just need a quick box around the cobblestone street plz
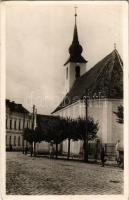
[6,152,123,195]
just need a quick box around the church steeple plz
[64,7,87,66]
[64,8,87,93]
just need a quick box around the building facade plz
[6,99,32,151]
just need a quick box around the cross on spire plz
[74,6,78,24]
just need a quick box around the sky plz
[6,2,124,115]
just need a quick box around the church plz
[51,10,123,155]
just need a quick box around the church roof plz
[52,49,123,114]
[36,114,59,131]
[6,99,29,114]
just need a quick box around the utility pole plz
[32,105,35,155]
[84,89,88,162]
[22,112,25,154]
[32,105,35,130]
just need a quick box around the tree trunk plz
[67,138,71,160]
[83,139,88,162]
[34,142,36,156]
[55,142,58,159]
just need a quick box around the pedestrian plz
[30,146,33,157]
[25,146,28,155]
[100,146,106,167]
[49,143,53,159]
[115,140,120,164]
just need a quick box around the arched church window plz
[66,67,68,79]
[75,65,80,78]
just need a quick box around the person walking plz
[25,146,28,155]
[115,140,120,164]
[49,143,53,159]
[101,146,106,167]
[30,145,33,157]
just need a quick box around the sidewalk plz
[26,153,120,168]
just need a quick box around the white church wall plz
[36,141,49,153]
[87,99,123,145]
[111,100,123,147]
[62,139,83,155]
[54,101,83,119]
[53,99,123,154]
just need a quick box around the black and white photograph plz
[0,1,129,199]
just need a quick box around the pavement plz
[6,152,123,195]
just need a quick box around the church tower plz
[64,8,87,93]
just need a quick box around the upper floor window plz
[19,120,21,130]
[27,121,29,128]
[75,65,80,79]
[14,120,17,130]
[10,120,12,129]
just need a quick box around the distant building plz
[6,99,32,151]
[52,11,123,155]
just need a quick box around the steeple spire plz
[64,7,87,65]
[72,6,79,44]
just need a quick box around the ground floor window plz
[14,136,16,146]
[9,136,11,145]
[18,136,21,146]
